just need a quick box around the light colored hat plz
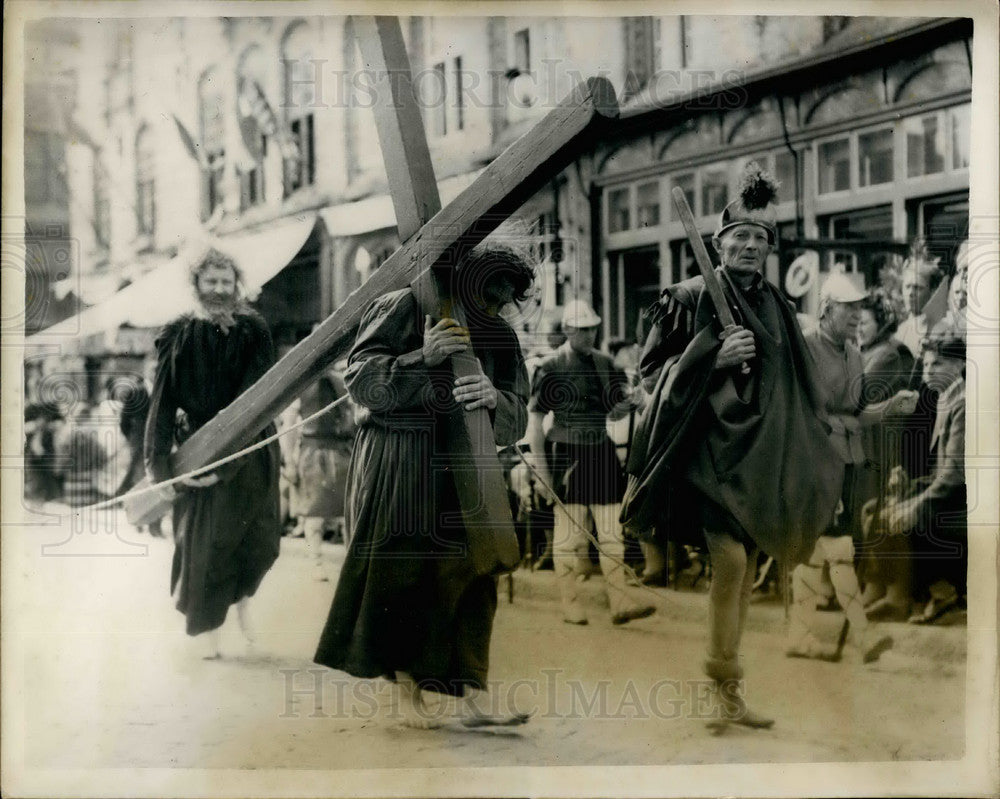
[715,161,780,244]
[561,299,601,329]
[820,272,867,304]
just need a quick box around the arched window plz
[236,44,269,209]
[135,125,155,236]
[198,66,226,219]
[282,21,317,195]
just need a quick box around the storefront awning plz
[319,170,483,237]
[27,214,318,353]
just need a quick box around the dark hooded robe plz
[620,270,843,565]
[314,288,529,696]
[144,310,281,636]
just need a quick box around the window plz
[237,47,270,210]
[905,113,945,177]
[607,246,660,341]
[817,137,850,194]
[453,56,464,132]
[429,62,447,137]
[608,187,630,233]
[284,114,315,195]
[858,128,893,187]
[135,126,155,235]
[701,167,729,216]
[513,28,530,73]
[821,205,893,273]
[774,150,796,194]
[636,181,660,228]
[199,68,226,219]
[93,158,110,248]
[951,104,970,170]
[672,172,696,216]
[670,234,715,282]
[206,151,225,217]
[240,132,266,210]
[283,22,319,195]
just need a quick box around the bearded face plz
[195,264,238,314]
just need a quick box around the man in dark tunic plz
[314,245,534,729]
[621,163,843,729]
[526,300,654,626]
[145,248,281,659]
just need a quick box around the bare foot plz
[236,598,257,652]
[393,674,441,730]
[460,691,531,728]
[461,711,532,729]
[199,629,222,660]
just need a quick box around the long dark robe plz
[621,272,843,565]
[314,289,528,696]
[144,311,281,636]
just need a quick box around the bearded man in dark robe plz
[621,164,843,730]
[144,247,281,658]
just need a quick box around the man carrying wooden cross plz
[313,244,535,728]
[621,163,844,729]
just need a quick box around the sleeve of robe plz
[144,321,183,485]
[638,290,702,393]
[488,323,529,448]
[343,290,436,414]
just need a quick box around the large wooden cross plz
[127,17,618,575]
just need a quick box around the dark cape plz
[144,310,281,636]
[620,273,843,565]
[314,289,528,696]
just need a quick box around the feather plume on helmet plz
[715,161,781,244]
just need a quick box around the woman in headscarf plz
[856,290,915,620]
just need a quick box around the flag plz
[237,77,299,164]
[172,114,206,167]
[921,275,950,333]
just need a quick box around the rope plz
[512,447,669,607]
[80,395,352,512]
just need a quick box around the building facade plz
[27,14,972,399]
[590,16,971,342]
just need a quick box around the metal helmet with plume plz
[715,161,781,244]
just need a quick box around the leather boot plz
[703,657,774,730]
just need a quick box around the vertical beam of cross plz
[124,73,618,530]
[354,16,441,239]
[354,16,520,574]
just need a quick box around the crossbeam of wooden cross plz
[126,27,618,572]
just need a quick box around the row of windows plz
[606,149,796,234]
[816,104,970,194]
[96,19,537,245]
[604,104,970,235]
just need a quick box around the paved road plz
[7,510,964,778]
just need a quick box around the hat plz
[561,300,601,329]
[715,161,780,244]
[820,272,866,304]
